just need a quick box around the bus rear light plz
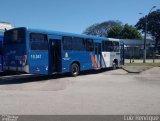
[22,55,27,66]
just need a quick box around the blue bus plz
[0,32,4,72]
[3,27,122,76]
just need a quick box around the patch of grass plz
[123,63,160,67]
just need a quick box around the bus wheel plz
[112,62,117,70]
[71,63,80,76]
[112,59,118,70]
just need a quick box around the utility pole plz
[143,16,147,63]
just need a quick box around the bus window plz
[30,33,48,51]
[86,39,94,51]
[62,36,72,51]
[4,28,25,44]
[103,41,114,52]
[113,41,119,52]
[72,37,85,51]
[102,41,108,51]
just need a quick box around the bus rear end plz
[0,33,3,72]
[3,27,28,73]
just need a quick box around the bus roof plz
[28,28,107,40]
[8,27,108,41]
[108,38,120,42]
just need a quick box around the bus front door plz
[95,43,102,68]
[49,36,62,73]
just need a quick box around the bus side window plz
[72,37,85,51]
[86,39,94,51]
[104,41,113,52]
[113,41,119,52]
[62,36,72,51]
[102,41,108,51]
[30,33,48,51]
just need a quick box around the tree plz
[107,24,142,39]
[135,9,160,52]
[83,20,142,39]
[121,24,142,39]
[107,24,123,38]
[83,20,122,37]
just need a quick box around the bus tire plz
[112,62,116,70]
[70,63,80,77]
[112,59,118,70]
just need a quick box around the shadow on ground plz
[0,68,113,85]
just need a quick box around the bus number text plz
[31,54,42,59]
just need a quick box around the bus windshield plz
[4,28,26,44]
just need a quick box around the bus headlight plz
[45,66,48,71]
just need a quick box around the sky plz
[0,0,160,34]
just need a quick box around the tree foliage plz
[108,24,142,39]
[107,24,123,38]
[83,20,122,37]
[121,24,142,39]
[83,20,142,39]
[135,9,160,48]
